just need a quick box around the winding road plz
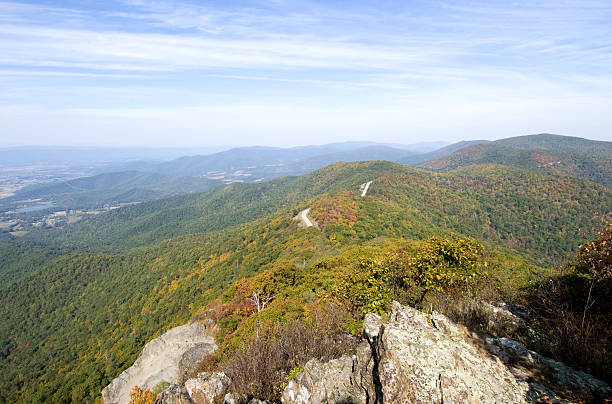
[299,208,313,228]
[360,181,372,197]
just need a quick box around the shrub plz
[575,220,612,279]
[402,236,485,305]
[191,353,219,378]
[335,255,393,315]
[527,221,612,384]
[219,301,357,402]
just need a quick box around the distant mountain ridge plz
[129,142,423,177]
[3,135,607,216]
[419,134,612,188]
[0,171,215,210]
[0,141,447,212]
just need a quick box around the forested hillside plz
[20,161,611,261]
[1,161,610,403]
[420,134,612,188]
[496,133,612,154]
[1,171,216,210]
[399,139,490,166]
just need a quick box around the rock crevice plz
[281,301,611,404]
[363,314,384,404]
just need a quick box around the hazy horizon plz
[1,134,609,151]
[2,1,612,147]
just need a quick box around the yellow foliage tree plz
[128,386,155,404]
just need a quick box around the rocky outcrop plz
[184,372,230,404]
[372,302,530,403]
[102,322,216,404]
[282,301,611,404]
[154,384,192,404]
[281,344,373,404]
[154,383,237,404]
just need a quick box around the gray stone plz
[102,322,216,404]
[485,335,611,402]
[153,384,192,404]
[375,303,529,403]
[282,301,611,404]
[184,372,230,404]
[179,343,217,383]
[362,313,381,339]
[281,343,373,404]
[223,393,237,404]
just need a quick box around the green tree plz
[404,236,484,304]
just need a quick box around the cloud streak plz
[0,0,611,145]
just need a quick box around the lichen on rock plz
[102,322,216,404]
[281,301,611,404]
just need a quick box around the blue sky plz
[1,0,611,147]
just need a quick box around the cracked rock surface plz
[281,343,373,404]
[102,322,216,404]
[281,301,610,404]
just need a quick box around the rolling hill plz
[0,171,217,210]
[0,141,440,215]
[419,134,612,188]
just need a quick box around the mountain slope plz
[496,133,612,154]
[419,134,612,187]
[1,171,217,210]
[399,140,490,166]
[21,161,404,252]
[21,161,611,259]
[1,161,610,403]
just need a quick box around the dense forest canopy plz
[0,155,610,403]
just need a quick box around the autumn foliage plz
[576,220,612,278]
[128,386,155,404]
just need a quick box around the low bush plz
[526,221,611,383]
[219,301,358,402]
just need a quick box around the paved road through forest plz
[299,208,313,227]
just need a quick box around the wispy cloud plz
[0,0,611,145]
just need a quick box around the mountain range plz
[0,134,610,403]
[420,134,612,188]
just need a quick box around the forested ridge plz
[420,134,612,188]
[0,171,217,210]
[0,160,610,403]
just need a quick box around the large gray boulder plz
[184,372,230,404]
[153,384,192,404]
[102,322,216,404]
[282,301,611,404]
[372,302,529,403]
[281,343,373,404]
